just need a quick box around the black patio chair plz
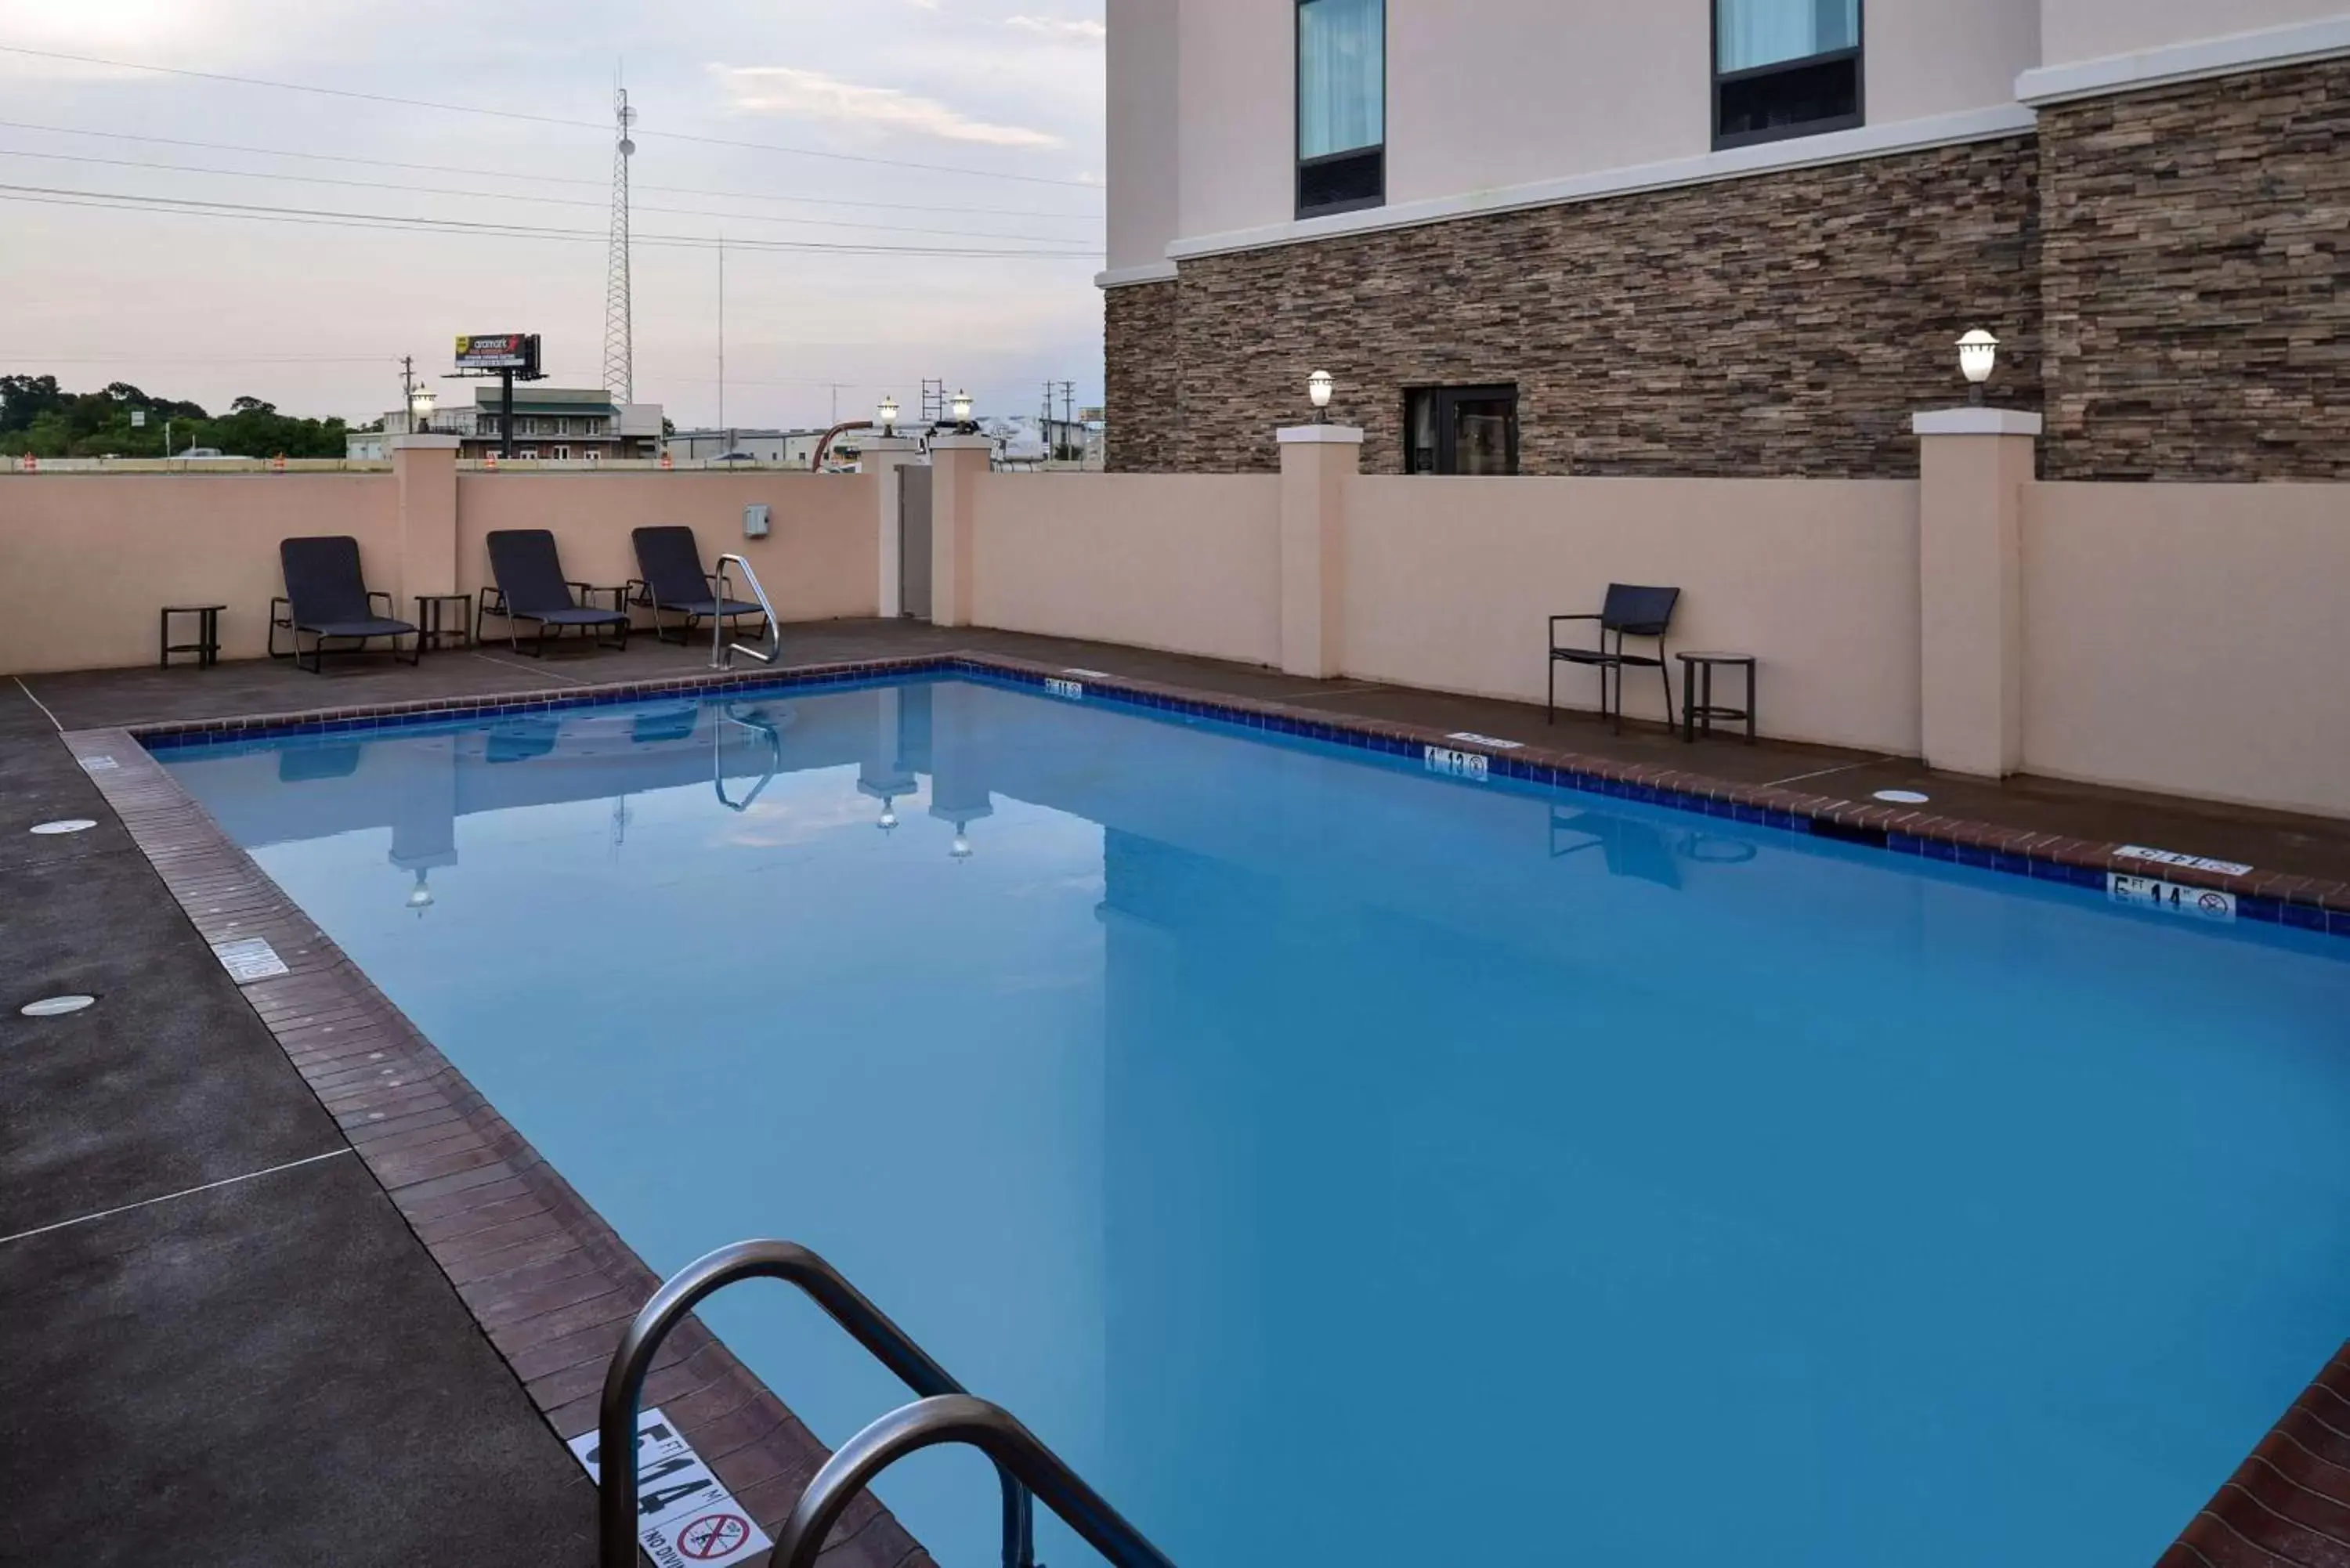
[269,535,420,674]
[477,529,631,657]
[627,526,768,647]
[1548,583,1679,733]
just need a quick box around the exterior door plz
[898,463,934,621]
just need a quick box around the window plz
[1405,385,1519,475]
[1297,0,1383,218]
[551,445,571,461]
[1714,0,1861,149]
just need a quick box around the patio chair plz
[1548,583,1679,733]
[628,526,769,647]
[477,529,631,657]
[269,535,420,674]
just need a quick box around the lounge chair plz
[1548,583,1679,733]
[269,535,420,674]
[628,526,769,647]
[477,529,631,657]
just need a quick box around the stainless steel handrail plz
[711,553,780,669]
[596,1240,1035,1568]
[713,705,782,812]
[772,1394,1177,1568]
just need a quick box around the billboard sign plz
[454,333,540,372]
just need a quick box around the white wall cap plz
[1913,408,2045,436]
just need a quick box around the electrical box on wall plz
[743,503,770,539]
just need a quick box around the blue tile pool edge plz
[125,652,2350,945]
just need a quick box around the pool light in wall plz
[1307,369,1334,422]
[1958,330,1999,406]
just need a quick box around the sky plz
[0,0,1106,430]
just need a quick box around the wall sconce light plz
[1307,369,1333,424]
[1957,330,1999,406]
[877,395,900,435]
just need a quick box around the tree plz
[0,374,345,458]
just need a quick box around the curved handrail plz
[596,1241,1033,1568]
[711,553,780,669]
[772,1394,1176,1568]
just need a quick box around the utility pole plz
[400,356,418,429]
[716,230,726,442]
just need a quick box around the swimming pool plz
[157,672,2350,1568]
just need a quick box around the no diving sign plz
[568,1407,772,1568]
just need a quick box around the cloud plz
[1005,15,1106,43]
[709,64,1061,147]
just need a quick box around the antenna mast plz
[602,82,637,403]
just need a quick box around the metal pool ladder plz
[598,1239,1176,1568]
[710,554,780,670]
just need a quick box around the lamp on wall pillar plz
[1307,369,1334,424]
[950,388,974,425]
[409,385,436,435]
[1957,330,1999,406]
[877,394,900,436]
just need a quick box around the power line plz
[0,118,1102,218]
[0,181,1103,258]
[0,43,1101,190]
[0,146,1097,242]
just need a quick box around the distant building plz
[351,387,663,461]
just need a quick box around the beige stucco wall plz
[1106,0,1182,273]
[967,471,1282,666]
[0,471,879,679]
[453,471,879,626]
[1345,475,1924,752]
[1146,0,2041,252]
[0,474,400,675]
[2040,0,2350,67]
[2021,482,2350,818]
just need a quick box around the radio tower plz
[602,84,637,403]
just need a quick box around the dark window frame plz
[1404,384,1520,476]
[1710,0,1865,151]
[1295,0,1386,220]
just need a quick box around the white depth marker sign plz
[2116,844,2253,877]
[1424,746,1490,780]
[210,936,290,983]
[570,1407,772,1568]
[2109,873,2237,923]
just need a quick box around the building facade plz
[352,388,663,461]
[1102,0,2350,479]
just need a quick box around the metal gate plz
[898,464,934,621]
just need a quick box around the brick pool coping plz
[80,649,2350,1568]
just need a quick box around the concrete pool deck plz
[7,617,2349,1567]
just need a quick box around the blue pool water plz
[160,675,2350,1568]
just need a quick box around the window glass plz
[1298,0,1383,160]
[1717,0,1857,73]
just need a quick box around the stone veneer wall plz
[2039,59,2350,480]
[1144,135,2039,478]
[1105,279,1179,472]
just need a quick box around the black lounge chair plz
[269,535,420,674]
[1549,583,1679,733]
[628,526,770,647]
[477,529,631,657]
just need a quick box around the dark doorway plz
[898,464,934,621]
[1405,385,1519,475]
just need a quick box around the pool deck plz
[7,618,2350,1568]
